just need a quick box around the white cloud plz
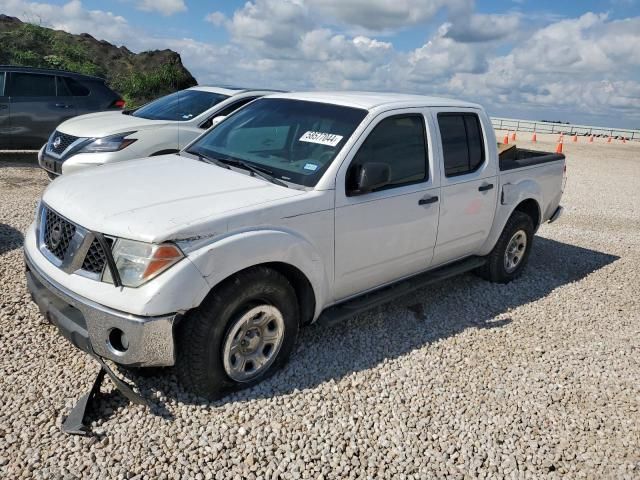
[408,24,489,78]
[204,11,226,27]
[305,0,471,30]
[3,0,640,126]
[444,13,520,42]
[512,13,640,73]
[227,0,313,51]
[3,0,133,45]
[136,0,186,16]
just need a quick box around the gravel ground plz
[0,138,639,479]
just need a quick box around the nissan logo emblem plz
[52,137,62,149]
[49,222,63,249]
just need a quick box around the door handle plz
[478,183,494,192]
[55,103,73,109]
[0,104,7,110]
[418,195,439,205]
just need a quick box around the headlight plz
[78,131,137,153]
[102,239,184,287]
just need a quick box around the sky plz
[3,0,640,128]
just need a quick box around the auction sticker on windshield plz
[299,131,343,147]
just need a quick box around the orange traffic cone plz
[532,132,537,142]
[502,133,509,144]
[511,131,516,141]
[558,134,563,142]
[555,141,563,154]
[607,136,612,143]
[589,135,594,143]
[572,134,578,142]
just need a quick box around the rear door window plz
[56,76,72,96]
[7,73,56,97]
[438,113,485,177]
[64,77,91,96]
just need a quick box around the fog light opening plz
[108,328,129,353]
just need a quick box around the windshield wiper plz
[185,149,230,170]
[220,158,289,188]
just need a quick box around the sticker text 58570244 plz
[299,131,343,147]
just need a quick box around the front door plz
[431,109,498,266]
[6,72,72,149]
[334,111,441,300]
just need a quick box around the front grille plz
[48,131,78,155]
[81,237,114,274]
[43,209,76,260]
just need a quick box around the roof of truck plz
[266,91,482,110]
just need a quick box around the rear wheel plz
[176,267,299,399]
[477,211,534,283]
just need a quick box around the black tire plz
[176,267,299,399]
[476,211,534,283]
[46,171,58,180]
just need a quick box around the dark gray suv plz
[0,66,124,149]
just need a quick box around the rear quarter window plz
[64,77,91,96]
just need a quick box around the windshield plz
[132,90,229,121]
[187,98,368,187]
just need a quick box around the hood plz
[42,154,305,243]
[57,111,172,138]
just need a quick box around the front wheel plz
[477,211,534,283]
[176,267,299,399]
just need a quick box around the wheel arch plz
[478,194,542,257]
[208,262,317,326]
[513,198,541,229]
[186,228,329,322]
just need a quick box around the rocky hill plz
[0,15,197,106]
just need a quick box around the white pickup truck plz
[25,92,566,399]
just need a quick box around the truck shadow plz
[0,223,24,256]
[133,236,619,411]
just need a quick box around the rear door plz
[60,76,90,115]
[431,108,498,266]
[334,110,441,299]
[6,72,66,148]
[0,72,10,148]
[54,76,78,120]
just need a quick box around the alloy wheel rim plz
[504,229,527,273]
[222,305,285,382]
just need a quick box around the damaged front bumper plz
[25,250,177,367]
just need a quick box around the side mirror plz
[201,115,226,130]
[211,115,226,127]
[348,162,391,196]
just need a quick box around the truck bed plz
[498,144,565,171]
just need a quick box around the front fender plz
[185,228,330,320]
[478,179,542,256]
